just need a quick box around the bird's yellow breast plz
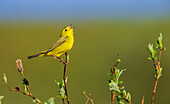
[47,33,74,57]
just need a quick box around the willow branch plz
[151,49,162,104]
[110,54,120,104]
[111,91,115,104]
[118,87,131,104]
[4,83,41,104]
[83,91,94,104]
[64,52,70,104]
[53,55,66,65]
[62,98,65,104]
[3,59,42,104]
[141,94,145,104]
[53,53,70,104]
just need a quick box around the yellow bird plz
[28,24,74,59]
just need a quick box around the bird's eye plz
[65,29,67,31]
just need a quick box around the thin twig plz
[152,59,157,72]
[151,76,158,104]
[62,98,65,104]
[110,54,120,104]
[83,91,94,104]
[4,59,42,104]
[158,49,162,62]
[141,93,145,104]
[63,52,70,104]
[20,72,32,96]
[113,54,120,70]
[53,55,66,65]
[4,83,42,104]
[151,49,162,104]
[111,91,115,104]
[110,54,131,104]
[118,87,131,104]
[26,85,32,96]
[151,59,158,104]
[53,53,69,104]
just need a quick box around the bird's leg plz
[53,55,66,65]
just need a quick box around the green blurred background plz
[0,1,170,104]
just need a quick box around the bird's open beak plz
[69,24,75,29]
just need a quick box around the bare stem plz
[53,55,66,65]
[83,91,94,104]
[5,59,42,104]
[5,83,42,104]
[62,98,65,104]
[63,52,70,104]
[53,53,70,104]
[151,74,158,104]
[111,91,115,104]
[141,94,145,104]
[20,72,32,96]
[43,54,70,104]
[158,49,162,62]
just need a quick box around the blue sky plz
[0,0,170,21]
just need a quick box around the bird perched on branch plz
[28,24,74,59]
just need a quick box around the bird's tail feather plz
[28,52,45,59]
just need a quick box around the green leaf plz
[24,85,29,94]
[127,92,131,101]
[158,67,163,78]
[108,80,120,92]
[109,74,116,81]
[116,95,125,104]
[61,81,65,87]
[33,99,41,104]
[55,78,68,98]
[0,96,4,100]
[44,97,55,104]
[156,33,163,49]
[118,69,126,79]
[148,57,152,60]
[0,96,4,104]
[55,80,60,87]
[122,89,126,96]
[115,68,119,77]
[120,86,124,91]
[117,59,121,63]
[163,47,166,50]
[59,87,66,98]
[61,77,68,87]
[153,56,157,60]
[3,73,7,84]
[118,80,123,84]
[118,100,125,104]
[65,77,68,84]
[148,43,156,58]
[148,43,153,52]
[67,55,69,63]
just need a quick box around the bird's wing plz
[45,36,68,54]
